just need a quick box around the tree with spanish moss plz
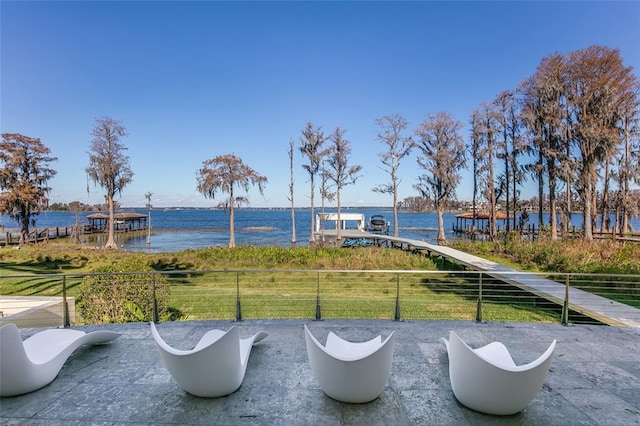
[566,45,636,240]
[0,133,57,244]
[519,53,568,240]
[472,102,501,239]
[373,114,413,237]
[196,154,267,248]
[414,112,466,245]
[615,81,640,234]
[494,90,525,232]
[468,111,485,235]
[325,127,362,242]
[299,122,328,245]
[318,167,335,243]
[86,117,133,249]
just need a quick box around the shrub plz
[78,257,170,324]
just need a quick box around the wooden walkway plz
[1,227,74,246]
[322,230,640,328]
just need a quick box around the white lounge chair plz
[0,323,121,397]
[150,322,267,397]
[442,330,556,415]
[304,324,395,403]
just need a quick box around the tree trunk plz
[562,184,571,237]
[289,141,296,246]
[489,165,497,239]
[548,166,558,241]
[487,132,497,239]
[600,159,611,234]
[336,191,342,242]
[549,192,558,241]
[290,204,296,246]
[622,117,631,235]
[309,178,316,244]
[537,151,544,229]
[320,191,326,243]
[392,179,399,237]
[19,207,29,245]
[436,202,447,246]
[583,185,594,241]
[505,154,510,232]
[105,196,118,249]
[472,164,478,236]
[229,190,236,248]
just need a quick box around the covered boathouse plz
[453,211,514,234]
[86,212,148,233]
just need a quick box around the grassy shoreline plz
[452,237,640,275]
[2,239,638,324]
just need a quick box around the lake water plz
[2,208,637,253]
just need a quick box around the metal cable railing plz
[1,270,639,328]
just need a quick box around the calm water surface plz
[2,208,637,253]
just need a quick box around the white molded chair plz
[150,322,267,397]
[304,324,395,403]
[442,330,556,415]
[0,323,121,397]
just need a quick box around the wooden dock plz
[320,229,640,328]
[1,227,75,247]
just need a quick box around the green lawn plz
[0,243,563,324]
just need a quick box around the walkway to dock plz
[322,230,640,328]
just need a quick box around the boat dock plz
[1,212,149,247]
[1,227,75,246]
[319,229,640,328]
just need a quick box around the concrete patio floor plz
[1,319,639,425]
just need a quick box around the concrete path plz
[2,319,639,425]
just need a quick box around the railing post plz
[315,271,322,321]
[561,274,570,326]
[152,275,159,324]
[62,275,70,328]
[394,274,401,321]
[476,272,483,322]
[235,272,243,321]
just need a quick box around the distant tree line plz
[1,45,638,247]
[49,202,116,212]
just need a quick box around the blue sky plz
[2,1,639,208]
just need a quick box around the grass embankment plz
[453,236,640,274]
[0,242,560,323]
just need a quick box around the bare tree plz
[288,139,296,245]
[373,114,413,236]
[325,127,362,242]
[86,117,133,249]
[196,154,267,248]
[414,112,466,245]
[299,122,328,245]
[0,133,57,244]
